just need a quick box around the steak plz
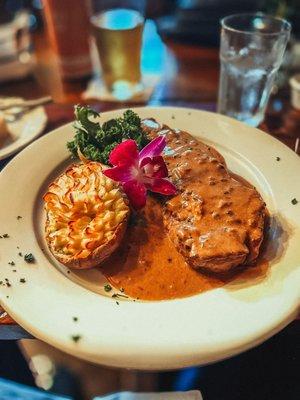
[141,118,267,274]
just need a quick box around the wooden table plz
[0,24,299,338]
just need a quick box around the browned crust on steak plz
[141,118,266,274]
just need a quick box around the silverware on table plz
[0,96,52,111]
[0,96,52,122]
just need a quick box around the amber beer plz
[91,8,144,91]
[43,0,92,79]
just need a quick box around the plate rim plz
[0,106,299,370]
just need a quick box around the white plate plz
[0,97,47,161]
[0,107,299,370]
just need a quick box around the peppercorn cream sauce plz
[142,119,267,274]
[101,196,268,301]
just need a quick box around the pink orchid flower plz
[103,137,177,209]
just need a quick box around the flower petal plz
[145,178,177,196]
[123,180,147,210]
[103,165,136,183]
[140,156,168,178]
[109,139,139,167]
[139,136,166,160]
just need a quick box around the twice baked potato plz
[43,161,129,269]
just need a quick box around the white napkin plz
[82,74,159,103]
[95,391,203,400]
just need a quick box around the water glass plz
[217,13,291,127]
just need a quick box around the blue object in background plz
[173,368,201,392]
[0,378,71,400]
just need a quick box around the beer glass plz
[91,0,146,99]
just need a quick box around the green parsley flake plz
[24,253,35,263]
[104,284,112,292]
[71,335,81,343]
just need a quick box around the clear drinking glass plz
[0,11,33,82]
[90,0,146,99]
[217,13,291,127]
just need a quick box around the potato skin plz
[45,215,128,269]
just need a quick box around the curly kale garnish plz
[67,106,149,165]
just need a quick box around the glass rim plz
[221,13,291,36]
[90,8,145,29]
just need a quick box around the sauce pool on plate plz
[101,196,268,301]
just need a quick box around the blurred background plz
[0,0,299,399]
[0,0,300,137]
[0,0,300,102]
